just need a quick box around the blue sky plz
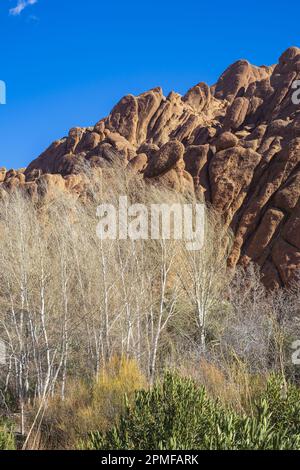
[0,0,299,169]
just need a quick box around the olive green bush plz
[0,420,15,450]
[85,372,300,450]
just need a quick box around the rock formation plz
[2,47,300,288]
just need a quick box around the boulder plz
[144,140,185,178]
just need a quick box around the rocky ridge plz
[2,47,300,288]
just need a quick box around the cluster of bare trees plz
[215,264,300,380]
[0,175,230,430]
[0,170,299,438]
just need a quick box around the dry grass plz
[28,357,147,450]
[178,357,269,414]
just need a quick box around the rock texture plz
[2,47,300,288]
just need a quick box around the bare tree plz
[179,209,231,354]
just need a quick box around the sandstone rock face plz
[144,141,185,178]
[3,47,300,287]
[128,153,148,173]
[214,132,238,152]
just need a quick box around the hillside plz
[1,46,300,287]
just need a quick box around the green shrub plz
[85,372,300,450]
[261,375,300,434]
[0,421,15,450]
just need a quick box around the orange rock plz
[144,140,184,178]
[128,154,148,173]
[3,45,300,287]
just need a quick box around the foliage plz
[86,372,300,450]
[36,357,146,449]
[0,420,15,450]
[262,375,300,434]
